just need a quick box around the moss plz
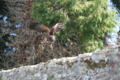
[56,61,63,66]
[66,61,74,68]
[47,75,54,80]
[84,59,109,69]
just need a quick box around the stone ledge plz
[0,46,120,80]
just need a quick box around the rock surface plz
[0,46,120,80]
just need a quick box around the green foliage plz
[32,0,118,52]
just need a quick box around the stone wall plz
[0,46,120,80]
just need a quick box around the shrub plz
[32,0,118,52]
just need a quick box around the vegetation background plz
[0,0,119,69]
[32,0,118,52]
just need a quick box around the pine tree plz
[32,0,118,52]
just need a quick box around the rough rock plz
[0,46,120,80]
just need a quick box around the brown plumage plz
[29,23,64,43]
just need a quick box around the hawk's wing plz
[29,23,50,35]
[50,23,64,35]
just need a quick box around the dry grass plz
[0,25,83,69]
